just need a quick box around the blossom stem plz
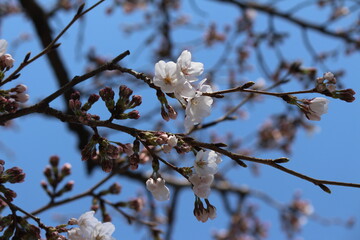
[204,85,316,97]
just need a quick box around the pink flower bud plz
[14,84,27,93]
[0,54,14,69]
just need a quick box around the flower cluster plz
[68,211,115,240]
[316,72,355,102]
[0,39,15,71]
[81,135,121,173]
[193,199,217,223]
[281,196,314,238]
[189,150,222,198]
[0,84,29,114]
[153,50,214,132]
[41,156,75,198]
[146,177,170,201]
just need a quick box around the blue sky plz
[1,1,360,239]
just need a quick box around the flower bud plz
[88,94,100,105]
[99,87,115,101]
[129,95,142,108]
[0,54,15,69]
[166,105,177,119]
[119,85,133,99]
[49,155,60,167]
[13,84,27,93]
[5,167,25,183]
[109,182,122,194]
[13,92,29,103]
[64,180,74,191]
[161,107,169,121]
[127,110,140,119]
[70,91,81,100]
[61,163,72,176]
[101,158,113,173]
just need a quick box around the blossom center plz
[164,76,172,85]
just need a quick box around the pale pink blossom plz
[167,135,178,147]
[194,150,222,176]
[184,79,213,132]
[146,177,170,201]
[153,60,185,93]
[68,211,115,240]
[305,97,329,121]
[189,174,214,198]
[177,50,204,82]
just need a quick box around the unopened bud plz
[127,110,140,119]
[166,105,177,119]
[161,107,169,121]
[88,94,100,104]
[13,84,27,93]
[64,180,74,191]
[49,155,60,167]
[5,167,25,183]
[99,87,115,101]
[101,158,113,173]
[68,218,78,225]
[44,166,52,178]
[119,85,133,99]
[61,163,72,176]
[109,182,122,194]
[70,91,81,100]
[129,95,142,108]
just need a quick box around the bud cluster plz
[281,195,314,237]
[0,84,29,114]
[41,155,74,199]
[69,91,100,123]
[0,160,25,187]
[0,39,15,71]
[316,72,355,102]
[193,198,216,223]
[99,85,142,120]
[81,135,123,173]
[0,215,41,240]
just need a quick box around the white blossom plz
[0,39,8,56]
[189,174,214,198]
[153,60,185,93]
[184,79,213,132]
[146,177,170,201]
[167,135,178,147]
[177,50,204,82]
[194,150,222,176]
[305,97,329,121]
[68,211,115,240]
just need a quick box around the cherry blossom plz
[189,173,214,198]
[304,97,329,121]
[153,60,184,93]
[146,177,170,201]
[184,79,213,132]
[68,211,115,240]
[194,150,222,176]
[177,50,204,82]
